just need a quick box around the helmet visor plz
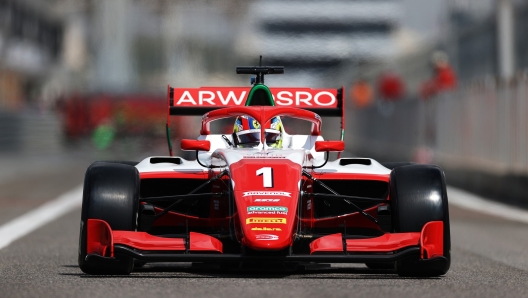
[235,129,281,148]
[264,129,281,145]
[235,129,260,148]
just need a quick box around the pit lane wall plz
[346,78,528,208]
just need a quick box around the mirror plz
[181,139,211,151]
[315,141,344,152]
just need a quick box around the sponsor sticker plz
[243,154,286,159]
[247,206,287,215]
[172,88,337,108]
[256,234,279,241]
[213,199,220,210]
[243,191,291,197]
[251,227,282,231]
[254,198,280,203]
[248,206,287,212]
[246,218,286,224]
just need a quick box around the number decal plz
[256,167,273,188]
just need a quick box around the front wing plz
[85,219,446,266]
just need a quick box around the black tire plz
[390,164,451,277]
[98,160,139,166]
[78,161,139,275]
[381,161,416,170]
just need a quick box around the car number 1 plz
[256,167,273,188]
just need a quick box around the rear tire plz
[381,161,416,170]
[78,162,139,275]
[390,164,451,277]
[365,263,394,270]
[98,160,139,167]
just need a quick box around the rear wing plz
[168,86,344,116]
[166,85,345,155]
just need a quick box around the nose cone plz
[243,215,291,250]
[228,154,303,251]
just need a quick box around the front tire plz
[78,162,139,275]
[390,164,451,277]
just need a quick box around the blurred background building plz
[0,0,63,110]
[237,0,402,87]
[1,0,528,204]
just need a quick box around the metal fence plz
[347,77,528,177]
[436,78,528,174]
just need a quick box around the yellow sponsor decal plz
[246,218,286,224]
[251,227,282,231]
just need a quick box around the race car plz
[78,65,450,277]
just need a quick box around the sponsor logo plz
[213,200,220,210]
[247,206,288,215]
[248,206,288,212]
[306,199,312,211]
[246,218,286,224]
[172,88,337,108]
[275,90,336,107]
[177,90,247,106]
[243,154,286,159]
[251,227,282,231]
[254,198,280,203]
[256,234,279,241]
[243,191,291,197]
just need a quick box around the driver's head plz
[233,116,282,148]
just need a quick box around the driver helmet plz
[233,116,282,148]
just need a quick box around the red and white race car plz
[78,66,450,276]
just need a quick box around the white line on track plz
[0,185,526,251]
[0,185,83,250]
[448,186,528,224]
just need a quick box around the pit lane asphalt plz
[1,154,527,297]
